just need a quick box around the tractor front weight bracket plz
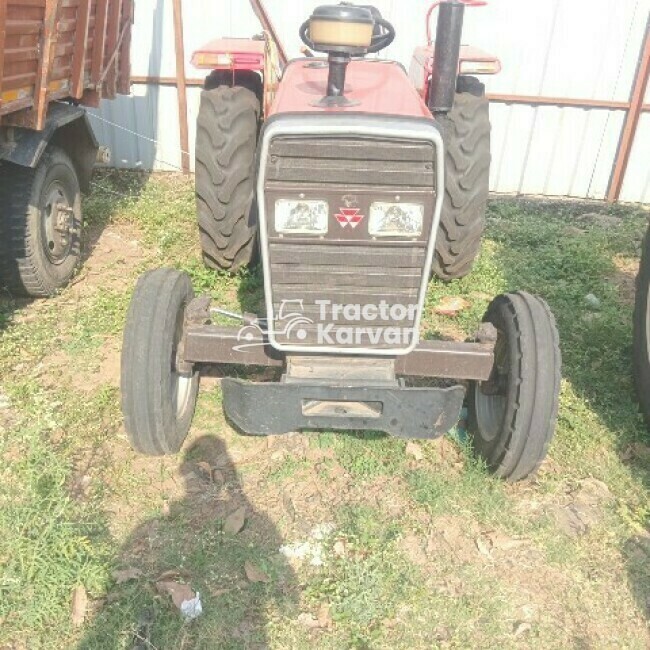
[178,296,497,437]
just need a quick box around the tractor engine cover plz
[258,60,444,356]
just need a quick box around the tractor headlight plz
[275,199,329,235]
[368,202,424,237]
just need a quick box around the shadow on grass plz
[78,435,297,649]
[487,197,649,621]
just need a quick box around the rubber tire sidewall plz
[469,292,561,481]
[432,76,490,281]
[633,224,650,424]
[121,269,199,456]
[27,149,82,293]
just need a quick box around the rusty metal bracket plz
[182,302,496,381]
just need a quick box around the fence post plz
[173,0,190,174]
[607,19,650,203]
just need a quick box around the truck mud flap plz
[222,379,466,439]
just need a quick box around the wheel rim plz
[171,307,194,420]
[474,331,508,442]
[41,181,74,264]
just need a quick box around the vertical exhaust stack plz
[429,0,466,114]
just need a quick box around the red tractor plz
[121,1,561,481]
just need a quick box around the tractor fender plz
[0,103,99,192]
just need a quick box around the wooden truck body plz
[0,0,133,297]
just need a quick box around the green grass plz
[0,173,648,648]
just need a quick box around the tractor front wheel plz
[468,292,561,481]
[121,269,199,455]
[432,76,490,281]
[195,86,260,272]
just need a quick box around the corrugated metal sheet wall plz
[89,0,650,202]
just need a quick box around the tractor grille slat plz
[268,137,435,188]
[267,243,427,267]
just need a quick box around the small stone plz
[297,612,321,629]
[406,441,424,462]
[434,296,471,317]
[584,294,601,311]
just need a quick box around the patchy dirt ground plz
[0,176,648,649]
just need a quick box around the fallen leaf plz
[224,507,247,535]
[71,585,88,628]
[161,501,171,517]
[155,568,190,583]
[513,621,532,638]
[209,587,231,598]
[212,469,225,484]
[406,441,424,462]
[196,461,214,481]
[632,443,650,462]
[475,537,492,558]
[434,296,470,317]
[244,560,270,583]
[318,603,333,629]
[333,540,347,558]
[112,567,143,584]
[156,580,196,610]
[297,612,322,629]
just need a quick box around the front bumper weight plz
[222,379,466,439]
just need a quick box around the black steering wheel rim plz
[367,17,396,54]
[299,16,396,55]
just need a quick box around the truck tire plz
[633,225,650,424]
[468,292,561,481]
[121,269,199,456]
[432,76,490,281]
[0,147,82,297]
[195,86,260,272]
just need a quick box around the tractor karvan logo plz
[234,299,418,351]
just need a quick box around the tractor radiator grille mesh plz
[264,135,436,352]
[266,136,436,188]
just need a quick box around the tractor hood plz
[269,59,433,119]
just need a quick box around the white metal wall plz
[89,0,650,202]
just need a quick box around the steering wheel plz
[299,16,396,55]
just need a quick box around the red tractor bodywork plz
[269,60,432,119]
[190,1,500,118]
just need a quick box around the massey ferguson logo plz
[335,208,364,229]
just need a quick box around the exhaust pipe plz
[428,0,465,114]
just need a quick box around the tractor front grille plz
[268,241,426,349]
[261,129,440,354]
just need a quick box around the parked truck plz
[0,0,132,297]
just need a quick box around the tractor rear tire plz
[195,86,260,272]
[468,292,561,481]
[0,147,82,297]
[432,76,490,281]
[633,225,650,424]
[121,269,199,456]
